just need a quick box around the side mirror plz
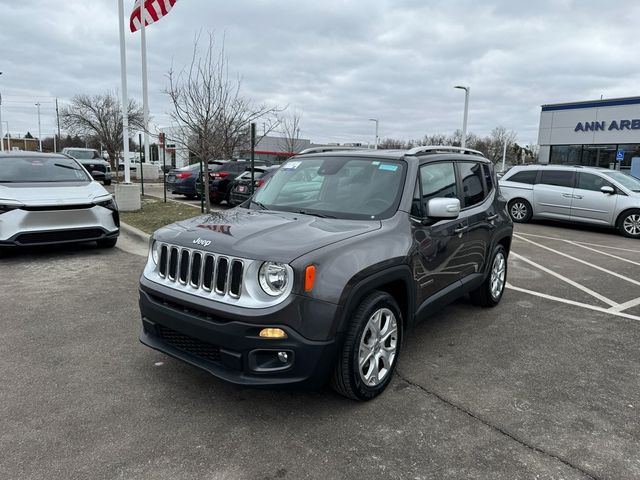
[426,197,461,219]
[601,186,615,195]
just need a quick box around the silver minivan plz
[499,165,640,238]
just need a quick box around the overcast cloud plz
[1,0,639,146]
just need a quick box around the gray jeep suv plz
[138,146,513,400]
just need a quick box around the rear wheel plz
[508,199,532,223]
[617,209,640,238]
[96,237,118,249]
[331,291,402,401]
[469,245,508,307]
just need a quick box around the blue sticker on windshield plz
[379,164,398,172]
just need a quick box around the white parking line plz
[510,252,619,307]
[564,241,640,267]
[506,284,640,322]
[517,232,640,254]
[608,296,640,313]
[514,234,640,287]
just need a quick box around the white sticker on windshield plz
[283,161,301,170]
[379,164,398,172]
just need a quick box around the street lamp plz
[454,85,470,148]
[2,121,9,150]
[35,102,42,151]
[369,118,379,150]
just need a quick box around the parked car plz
[499,164,640,238]
[166,164,203,199]
[61,147,112,185]
[197,160,271,205]
[0,152,119,249]
[138,146,512,400]
[228,165,280,206]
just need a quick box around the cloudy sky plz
[1,0,639,147]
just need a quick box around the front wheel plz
[508,199,532,223]
[331,291,402,401]
[618,210,640,238]
[469,245,508,307]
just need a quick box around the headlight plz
[150,240,159,264]
[258,262,289,296]
[95,198,118,211]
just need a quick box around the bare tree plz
[277,111,303,158]
[60,92,144,169]
[165,32,283,211]
[485,126,518,164]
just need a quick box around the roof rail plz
[405,145,486,157]
[297,146,369,155]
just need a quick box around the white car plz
[499,164,640,238]
[0,152,120,248]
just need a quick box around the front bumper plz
[0,205,120,246]
[139,280,341,388]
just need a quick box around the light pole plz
[35,102,42,151]
[369,118,379,150]
[2,121,9,150]
[454,85,470,148]
[0,72,4,152]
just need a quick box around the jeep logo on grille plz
[192,238,212,247]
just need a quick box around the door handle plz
[454,225,468,234]
[573,195,583,199]
[487,213,498,221]
[562,193,573,198]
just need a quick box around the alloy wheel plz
[623,214,640,236]
[358,308,398,387]
[490,251,506,299]
[510,202,527,221]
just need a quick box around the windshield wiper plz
[297,209,336,219]
[54,163,82,171]
[0,180,13,183]
[251,200,269,210]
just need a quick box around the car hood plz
[154,208,382,263]
[0,181,110,206]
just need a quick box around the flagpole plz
[118,0,131,184]
[140,3,151,172]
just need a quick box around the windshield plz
[65,149,100,160]
[0,156,91,183]
[605,171,640,192]
[252,156,406,219]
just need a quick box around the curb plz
[120,222,151,244]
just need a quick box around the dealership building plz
[538,96,640,172]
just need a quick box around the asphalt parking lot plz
[2,221,640,479]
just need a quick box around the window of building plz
[419,162,457,211]
[576,173,613,192]
[550,145,582,165]
[506,170,538,184]
[459,161,485,208]
[581,145,616,168]
[539,170,575,188]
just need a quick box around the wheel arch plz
[615,207,640,228]
[337,265,415,335]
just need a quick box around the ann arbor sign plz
[575,119,640,132]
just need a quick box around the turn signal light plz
[304,265,316,292]
[259,328,287,339]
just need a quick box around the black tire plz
[330,291,403,401]
[617,209,640,239]
[469,245,508,307]
[508,199,532,223]
[96,237,118,249]
[185,194,197,200]
[103,179,112,186]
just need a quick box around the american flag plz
[130,0,178,33]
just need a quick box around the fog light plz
[259,328,287,339]
[278,351,289,363]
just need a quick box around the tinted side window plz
[459,161,486,208]
[419,162,457,211]
[576,173,613,192]
[539,170,575,188]
[508,170,538,184]
[482,163,494,192]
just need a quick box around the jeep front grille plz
[157,243,244,298]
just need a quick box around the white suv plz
[499,165,640,238]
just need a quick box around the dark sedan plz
[165,164,202,199]
[228,166,279,206]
